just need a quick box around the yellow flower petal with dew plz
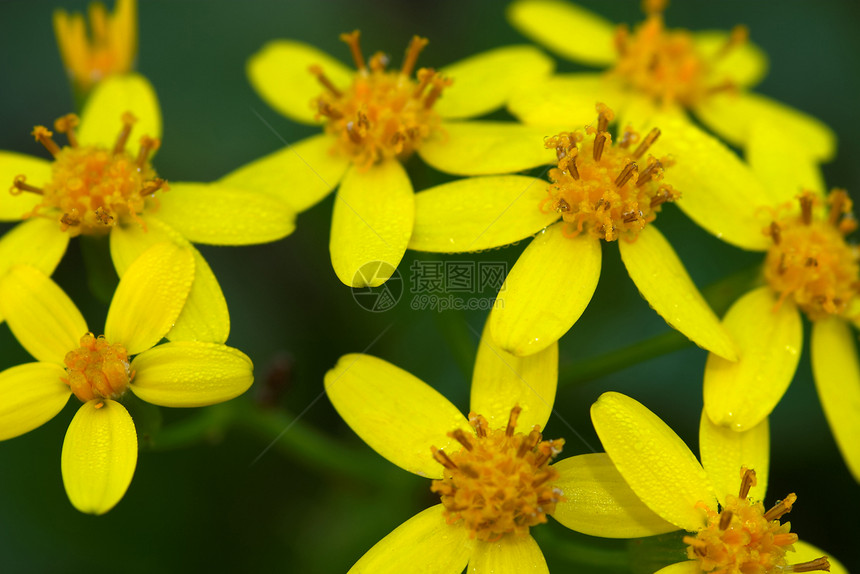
[792,541,850,574]
[551,453,678,538]
[811,317,860,482]
[747,122,826,206]
[329,161,414,287]
[0,152,51,221]
[468,532,548,574]
[324,354,470,479]
[219,134,349,213]
[418,122,558,176]
[61,399,137,515]
[652,114,773,251]
[0,363,71,441]
[694,92,836,162]
[247,40,352,125]
[0,265,87,364]
[507,0,618,66]
[491,223,601,356]
[699,413,769,506]
[409,175,557,252]
[104,242,195,355]
[348,505,472,574]
[619,225,737,360]
[78,73,161,157]
[130,342,253,407]
[692,31,768,89]
[591,392,716,532]
[508,73,628,127]
[703,287,803,432]
[471,319,557,433]
[435,45,554,120]
[111,216,230,344]
[154,182,296,245]
[653,562,701,574]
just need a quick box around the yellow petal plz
[219,134,348,213]
[0,219,70,312]
[508,73,627,127]
[811,317,860,483]
[130,342,253,407]
[78,73,161,157]
[693,32,768,89]
[111,217,230,344]
[436,46,555,120]
[62,399,137,515]
[155,182,295,245]
[247,40,352,125]
[330,161,414,287]
[619,225,737,360]
[105,242,195,355]
[471,317,557,433]
[468,533,547,574]
[653,114,773,251]
[699,412,769,506]
[654,562,701,574]
[409,175,557,252]
[0,362,71,440]
[507,0,618,66]
[791,540,849,574]
[0,265,87,364]
[590,392,716,532]
[324,354,469,479]
[703,287,803,432]
[747,121,826,205]
[348,505,472,574]
[419,122,557,176]
[490,223,601,356]
[694,92,836,162]
[0,152,51,221]
[551,453,678,538]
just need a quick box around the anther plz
[770,221,782,245]
[506,406,522,437]
[54,114,80,148]
[773,533,800,546]
[806,257,818,267]
[799,193,814,226]
[401,36,429,77]
[424,75,451,109]
[469,413,488,438]
[136,136,160,167]
[517,429,542,458]
[340,30,366,71]
[309,65,343,97]
[632,128,661,160]
[593,131,607,162]
[346,121,363,143]
[450,429,474,451]
[11,175,43,196]
[432,448,458,470]
[317,100,343,119]
[32,126,61,156]
[829,190,849,227]
[139,178,167,197]
[623,211,641,223]
[569,155,580,180]
[618,127,638,149]
[763,493,797,521]
[738,467,757,499]
[787,557,831,572]
[556,198,571,213]
[636,159,662,187]
[718,510,733,530]
[414,68,435,97]
[113,112,137,155]
[614,161,638,187]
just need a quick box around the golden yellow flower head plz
[685,467,830,574]
[611,0,748,107]
[542,103,679,242]
[63,333,130,403]
[763,190,859,321]
[53,0,137,94]
[10,112,166,236]
[430,406,565,542]
[311,30,452,169]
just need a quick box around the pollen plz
[763,190,859,321]
[10,113,167,237]
[684,467,830,574]
[610,0,747,107]
[310,30,451,169]
[429,406,565,542]
[62,333,131,403]
[541,103,679,242]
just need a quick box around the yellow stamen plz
[339,30,366,71]
[32,126,61,157]
[62,333,131,403]
[54,114,80,148]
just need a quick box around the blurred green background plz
[1,1,859,572]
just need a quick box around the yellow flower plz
[570,392,846,574]
[409,105,736,360]
[0,73,295,342]
[54,0,137,94]
[0,242,254,514]
[325,325,586,572]
[222,31,558,287]
[506,0,834,162]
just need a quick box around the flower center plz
[763,190,859,320]
[62,333,131,403]
[609,0,747,107]
[685,468,830,574]
[310,30,451,169]
[10,113,166,236]
[541,103,679,242]
[430,406,565,542]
